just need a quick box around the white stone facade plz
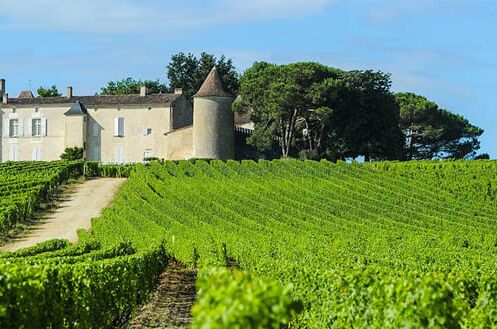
[0,68,235,163]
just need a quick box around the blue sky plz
[0,0,495,157]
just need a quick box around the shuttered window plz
[114,117,124,137]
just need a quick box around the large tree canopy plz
[316,70,404,161]
[99,77,168,95]
[238,62,338,157]
[395,92,483,160]
[37,85,62,97]
[238,62,404,160]
[167,52,240,99]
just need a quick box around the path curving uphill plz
[0,177,125,252]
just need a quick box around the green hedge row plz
[0,245,167,329]
[0,161,84,237]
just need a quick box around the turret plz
[192,67,235,160]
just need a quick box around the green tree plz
[99,77,168,95]
[475,153,490,160]
[395,92,483,160]
[37,85,62,97]
[325,70,404,161]
[167,52,239,99]
[238,62,335,157]
[239,62,404,160]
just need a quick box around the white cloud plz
[0,0,335,34]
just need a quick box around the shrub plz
[60,147,84,161]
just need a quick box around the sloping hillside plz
[2,159,497,328]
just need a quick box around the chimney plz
[140,85,147,97]
[0,79,5,96]
[174,88,183,95]
[2,93,8,104]
[67,86,73,98]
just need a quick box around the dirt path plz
[126,262,197,329]
[0,178,125,252]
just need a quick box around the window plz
[9,119,19,137]
[29,118,46,137]
[115,147,125,163]
[32,118,42,136]
[144,128,152,136]
[144,149,152,160]
[114,117,124,137]
[9,145,19,161]
[32,146,41,161]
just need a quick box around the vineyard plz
[0,161,83,237]
[1,159,497,328]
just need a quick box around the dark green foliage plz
[234,130,280,160]
[37,85,62,97]
[167,52,240,99]
[325,70,404,161]
[238,62,404,160]
[395,92,484,160]
[99,77,168,95]
[475,153,490,160]
[60,147,84,161]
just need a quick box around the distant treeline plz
[39,52,485,161]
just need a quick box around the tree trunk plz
[407,126,415,160]
[280,109,298,158]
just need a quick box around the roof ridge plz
[5,93,182,106]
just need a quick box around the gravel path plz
[0,177,125,252]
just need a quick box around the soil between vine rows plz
[124,262,197,329]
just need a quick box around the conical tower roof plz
[194,67,232,98]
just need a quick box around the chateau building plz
[0,68,235,162]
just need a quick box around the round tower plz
[192,67,235,160]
